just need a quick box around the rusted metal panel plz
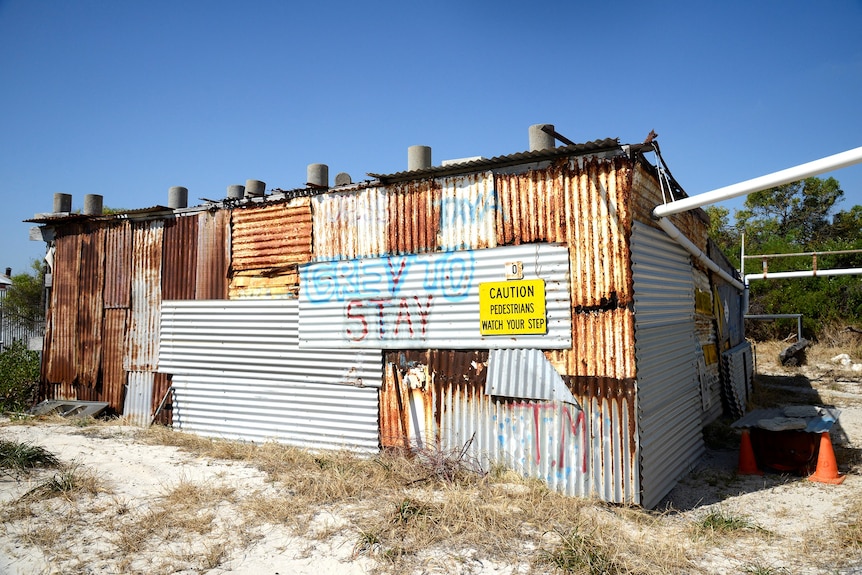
[382,349,638,503]
[299,243,572,349]
[386,180,440,255]
[125,220,163,371]
[230,199,312,299]
[312,188,389,261]
[151,372,172,426]
[76,223,106,387]
[437,172,497,251]
[162,215,198,300]
[231,198,312,271]
[496,156,633,310]
[104,220,132,309]
[102,308,129,413]
[196,210,229,299]
[43,226,82,385]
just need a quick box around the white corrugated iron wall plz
[631,222,705,509]
[299,243,572,350]
[124,371,153,426]
[158,299,382,451]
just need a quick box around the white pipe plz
[653,146,862,218]
[656,217,745,291]
[745,268,862,282]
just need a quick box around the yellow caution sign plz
[479,279,547,335]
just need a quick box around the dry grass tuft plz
[19,463,109,502]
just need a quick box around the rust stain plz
[196,210,229,299]
[43,226,82,385]
[126,221,163,372]
[76,223,106,387]
[102,308,129,412]
[231,199,312,271]
[104,221,132,309]
[162,216,198,300]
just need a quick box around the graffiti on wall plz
[494,400,588,480]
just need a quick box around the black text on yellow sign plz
[479,279,547,335]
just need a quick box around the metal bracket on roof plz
[29,400,109,419]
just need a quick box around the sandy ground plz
[2,345,862,574]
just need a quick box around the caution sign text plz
[479,279,547,335]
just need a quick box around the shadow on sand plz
[658,370,861,513]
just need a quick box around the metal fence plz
[0,291,45,350]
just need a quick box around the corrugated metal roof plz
[370,139,623,183]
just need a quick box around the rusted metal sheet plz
[104,221,132,308]
[386,180,440,255]
[162,215,198,300]
[231,198,312,271]
[230,199,312,299]
[151,372,172,426]
[496,157,632,310]
[102,308,129,413]
[43,226,82,385]
[76,223,106,387]
[196,210,229,299]
[299,243,572,349]
[437,172,497,251]
[382,349,638,503]
[125,220,163,371]
[312,188,389,261]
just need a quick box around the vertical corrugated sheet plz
[485,348,577,404]
[126,220,163,371]
[437,172,497,251]
[104,221,132,309]
[196,210,229,299]
[312,188,388,261]
[124,371,154,426]
[299,243,572,349]
[387,180,440,255]
[102,308,129,412]
[722,341,754,418]
[162,216,198,300]
[381,350,636,503]
[43,226,82,386]
[76,224,106,387]
[158,299,382,451]
[151,372,172,426]
[230,199,313,298]
[631,221,704,509]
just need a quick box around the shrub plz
[0,340,40,413]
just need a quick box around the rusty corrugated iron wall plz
[42,226,82,387]
[162,216,198,300]
[196,210,229,299]
[77,223,106,388]
[125,220,163,371]
[230,199,312,298]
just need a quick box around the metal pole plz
[653,145,862,218]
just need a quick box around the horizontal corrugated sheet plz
[231,199,313,271]
[631,222,703,508]
[158,299,382,451]
[230,200,312,299]
[299,243,572,349]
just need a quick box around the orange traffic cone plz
[738,429,763,475]
[808,431,845,485]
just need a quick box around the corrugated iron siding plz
[104,221,132,308]
[387,181,440,255]
[77,223,106,387]
[43,226,81,385]
[230,199,313,298]
[162,216,198,300]
[102,308,129,412]
[196,210,229,299]
[437,172,497,251]
[126,220,163,371]
[313,188,389,260]
[631,221,704,509]
[159,299,382,450]
[124,371,154,426]
[381,350,637,503]
[298,244,572,350]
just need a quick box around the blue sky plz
[1,1,861,276]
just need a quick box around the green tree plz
[3,260,45,331]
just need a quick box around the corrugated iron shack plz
[28,127,750,508]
